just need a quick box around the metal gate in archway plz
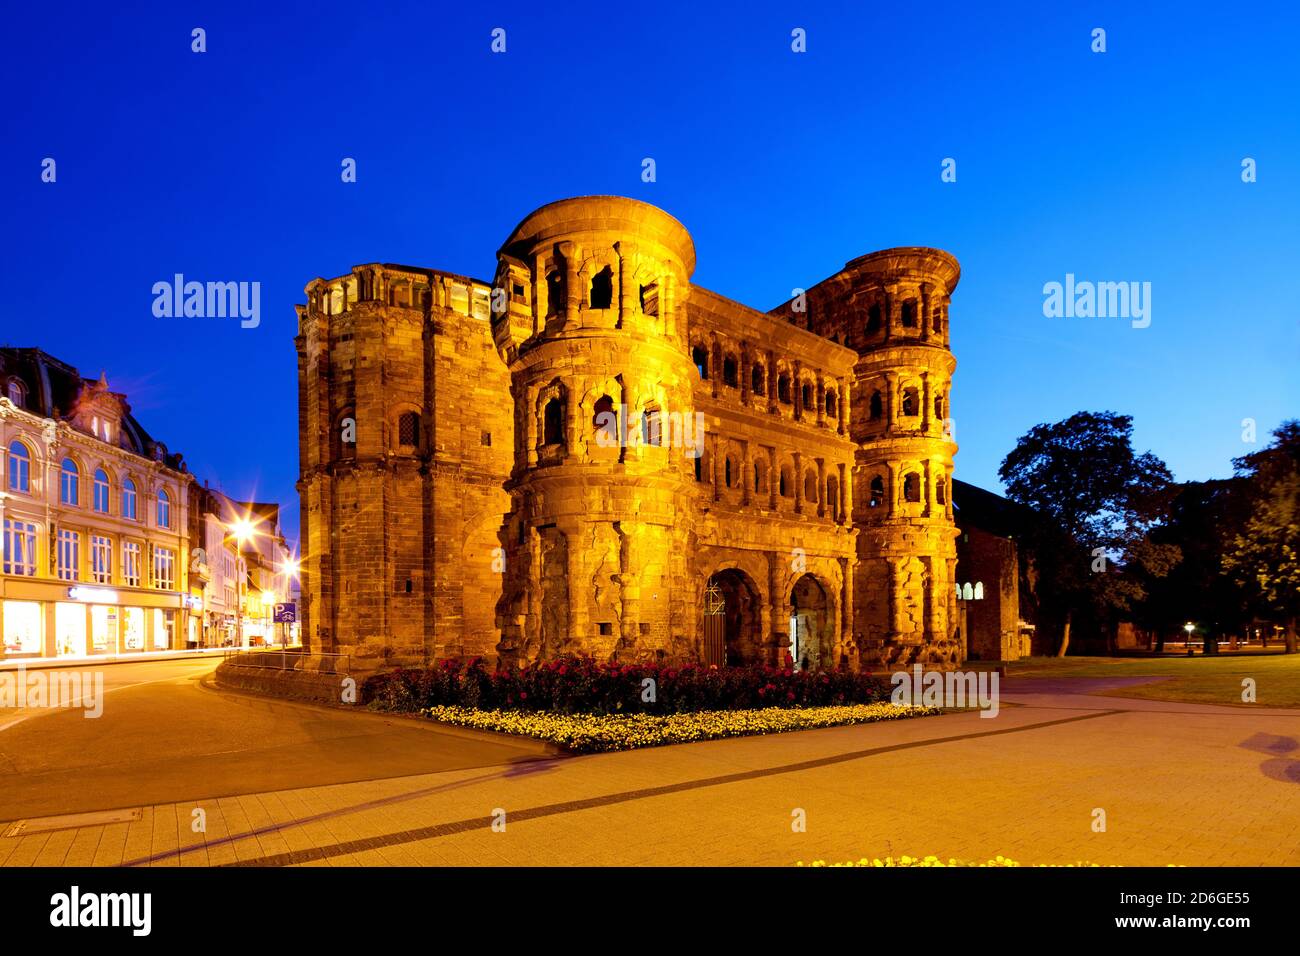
[702,581,726,666]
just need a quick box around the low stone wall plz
[214,661,358,706]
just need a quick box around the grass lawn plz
[1005,653,1300,708]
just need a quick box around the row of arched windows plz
[690,343,842,426]
[7,440,170,527]
[865,297,947,338]
[865,470,948,511]
[694,444,847,523]
[867,385,947,425]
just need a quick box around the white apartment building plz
[1,350,198,659]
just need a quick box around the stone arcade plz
[295,196,968,673]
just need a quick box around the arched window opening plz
[157,488,171,528]
[936,476,947,505]
[903,473,921,503]
[753,460,767,494]
[123,479,138,520]
[963,582,975,601]
[641,406,662,447]
[901,388,918,417]
[779,466,793,498]
[870,390,883,421]
[94,468,110,513]
[826,475,840,521]
[592,395,618,444]
[724,457,734,488]
[751,364,765,395]
[8,441,30,493]
[901,299,918,328]
[397,412,421,449]
[589,266,613,309]
[933,306,943,334]
[639,283,659,316]
[974,581,984,600]
[867,303,882,335]
[546,270,565,316]
[804,471,819,503]
[61,458,80,506]
[869,475,885,508]
[777,374,792,404]
[543,397,565,446]
[691,345,709,380]
[934,393,945,419]
[825,391,837,419]
[801,382,814,411]
[722,355,739,388]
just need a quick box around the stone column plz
[816,458,826,518]
[921,372,931,433]
[767,350,778,412]
[839,381,849,435]
[793,361,804,420]
[768,446,778,509]
[741,441,752,506]
[815,376,825,426]
[564,521,587,646]
[839,462,850,527]
[921,283,932,342]
[923,459,932,517]
[559,241,579,326]
[614,241,637,323]
[793,451,804,514]
[739,342,751,404]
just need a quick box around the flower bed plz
[421,702,938,753]
[365,656,891,716]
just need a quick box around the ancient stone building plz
[296,196,968,672]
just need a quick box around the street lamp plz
[230,517,256,649]
[1184,621,1195,651]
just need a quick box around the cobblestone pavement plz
[3,679,1297,867]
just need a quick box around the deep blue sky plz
[6,1,1297,547]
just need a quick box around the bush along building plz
[295,196,1024,674]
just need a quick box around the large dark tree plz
[1223,421,1300,652]
[999,411,1179,656]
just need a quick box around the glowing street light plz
[228,515,260,649]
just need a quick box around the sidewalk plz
[4,690,1297,867]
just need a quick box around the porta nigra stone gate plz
[295,196,962,673]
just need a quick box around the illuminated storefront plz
[3,600,43,656]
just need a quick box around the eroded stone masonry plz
[296,196,966,673]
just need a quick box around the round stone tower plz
[490,196,701,666]
[780,247,962,666]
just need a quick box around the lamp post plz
[282,555,300,648]
[1184,621,1195,654]
[230,517,255,649]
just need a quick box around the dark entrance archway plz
[790,574,833,671]
[703,569,762,666]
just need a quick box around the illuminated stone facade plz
[296,196,963,672]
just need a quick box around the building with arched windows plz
[0,349,198,658]
[295,196,1020,672]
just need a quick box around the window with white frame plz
[122,479,138,520]
[3,519,38,575]
[157,489,171,529]
[91,534,112,584]
[93,469,111,513]
[6,378,26,407]
[57,528,80,581]
[123,541,142,587]
[153,546,175,590]
[7,441,31,493]
[61,458,80,506]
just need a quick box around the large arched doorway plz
[790,574,833,671]
[703,569,762,666]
